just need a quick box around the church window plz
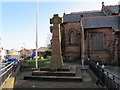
[92,32,104,50]
[70,31,75,45]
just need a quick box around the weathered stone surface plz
[39,67,70,71]
[24,75,82,82]
[50,14,64,68]
[32,71,76,76]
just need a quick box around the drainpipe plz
[80,15,85,68]
[87,30,90,60]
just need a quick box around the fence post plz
[112,75,115,80]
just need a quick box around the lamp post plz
[35,0,38,68]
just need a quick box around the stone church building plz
[50,2,120,64]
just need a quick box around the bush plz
[26,60,50,68]
[25,56,51,68]
[44,51,51,56]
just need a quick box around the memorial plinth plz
[24,14,82,82]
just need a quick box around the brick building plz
[20,49,30,57]
[50,2,120,64]
[114,31,120,65]
[7,49,19,55]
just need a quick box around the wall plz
[7,50,19,55]
[63,22,81,61]
[20,49,30,57]
[62,22,118,64]
[85,28,115,63]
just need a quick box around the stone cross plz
[50,14,62,25]
[50,14,64,68]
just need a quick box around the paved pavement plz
[104,66,120,84]
[14,62,105,89]
[105,66,120,78]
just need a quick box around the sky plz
[0,0,120,51]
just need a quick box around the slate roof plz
[63,5,120,31]
[83,16,120,31]
[105,5,118,14]
[63,12,106,23]
[35,47,51,52]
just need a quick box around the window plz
[92,32,104,50]
[70,31,75,45]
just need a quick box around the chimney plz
[102,2,104,6]
[101,2,105,12]
[118,1,120,15]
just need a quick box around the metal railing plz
[86,60,120,90]
[0,62,14,89]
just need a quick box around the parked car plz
[6,58,18,65]
[7,55,20,61]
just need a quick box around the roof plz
[105,5,118,14]
[20,49,30,52]
[36,47,51,52]
[63,12,106,23]
[63,5,120,31]
[27,49,36,52]
[83,16,120,31]
[63,5,119,23]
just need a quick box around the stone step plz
[32,71,76,76]
[39,67,70,71]
[24,75,82,82]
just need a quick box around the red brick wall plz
[118,35,120,64]
[7,50,19,55]
[111,33,120,63]
[85,28,115,63]
[63,22,81,60]
[64,23,81,45]
[20,49,30,57]
[62,22,118,63]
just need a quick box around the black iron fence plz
[86,60,120,90]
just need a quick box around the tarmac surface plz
[14,62,105,89]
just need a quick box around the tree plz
[46,33,52,47]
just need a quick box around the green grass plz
[25,56,51,68]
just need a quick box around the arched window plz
[70,31,75,45]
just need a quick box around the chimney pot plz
[102,2,104,6]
